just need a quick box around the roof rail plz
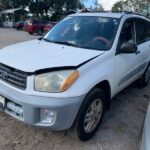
[124,11,146,17]
[80,9,114,13]
[79,10,146,17]
[79,8,94,12]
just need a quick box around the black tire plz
[29,32,33,35]
[136,64,150,87]
[73,88,106,141]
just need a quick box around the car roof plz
[70,11,148,20]
[70,12,124,18]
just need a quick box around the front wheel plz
[73,88,106,141]
[136,64,150,87]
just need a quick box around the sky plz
[84,0,120,10]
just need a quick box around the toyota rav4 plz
[0,11,150,141]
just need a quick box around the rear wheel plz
[136,64,150,87]
[73,88,106,141]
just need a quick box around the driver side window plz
[119,20,136,47]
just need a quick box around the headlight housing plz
[35,70,79,93]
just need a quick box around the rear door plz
[135,18,150,73]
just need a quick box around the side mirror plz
[120,42,137,54]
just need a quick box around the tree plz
[89,0,104,11]
[29,0,49,17]
[112,1,125,11]
[1,0,10,9]
[98,4,104,11]
[80,0,86,9]
[112,0,150,18]
[0,0,4,10]
[93,0,98,10]
[1,0,83,20]
[1,0,30,9]
[48,0,82,20]
[65,0,82,11]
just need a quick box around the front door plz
[116,19,139,90]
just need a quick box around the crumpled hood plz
[0,40,104,72]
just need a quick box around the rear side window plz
[136,19,150,44]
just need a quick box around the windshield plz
[44,16,120,51]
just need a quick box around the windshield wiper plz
[40,37,52,42]
[51,41,80,47]
[41,38,106,51]
[43,39,82,48]
[41,38,76,46]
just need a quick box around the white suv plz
[0,12,150,141]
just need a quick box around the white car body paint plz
[0,40,103,72]
[0,12,149,130]
[0,14,149,99]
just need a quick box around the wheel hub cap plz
[84,99,103,133]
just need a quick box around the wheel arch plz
[72,80,111,132]
[82,80,112,111]
[94,80,111,109]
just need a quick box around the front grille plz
[0,63,30,90]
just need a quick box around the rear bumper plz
[0,82,85,130]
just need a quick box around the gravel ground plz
[0,28,149,150]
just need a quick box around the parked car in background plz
[141,103,150,150]
[0,12,150,141]
[15,21,25,30]
[44,22,57,33]
[24,18,47,35]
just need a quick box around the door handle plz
[136,51,140,55]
